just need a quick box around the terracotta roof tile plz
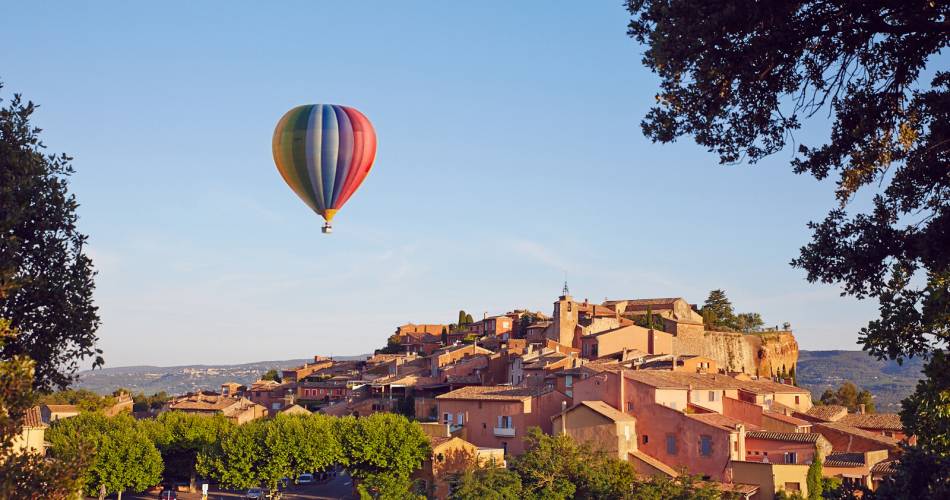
[688,412,746,431]
[871,459,898,474]
[838,413,903,431]
[561,401,635,422]
[763,410,811,426]
[746,431,822,443]
[23,406,45,428]
[814,422,901,448]
[825,452,867,467]
[436,386,550,401]
[805,405,848,422]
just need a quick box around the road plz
[125,472,356,500]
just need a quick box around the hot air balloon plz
[272,104,377,234]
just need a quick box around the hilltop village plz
[17,291,910,499]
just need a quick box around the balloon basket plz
[322,223,333,234]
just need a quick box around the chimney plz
[858,404,866,415]
[619,369,626,413]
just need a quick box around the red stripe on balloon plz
[334,106,377,209]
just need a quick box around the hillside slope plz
[796,350,925,412]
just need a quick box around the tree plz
[458,310,468,326]
[452,467,523,499]
[378,334,403,355]
[856,389,876,414]
[143,411,234,492]
[441,327,448,345]
[789,365,797,386]
[464,313,474,325]
[806,457,823,500]
[627,0,950,490]
[0,84,101,390]
[511,428,577,500]
[0,316,87,499]
[735,312,764,333]
[261,368,282,383]
[700,290,736,330]
[339,413,430,493]
[47,412,163,499]
[197,414,343,491]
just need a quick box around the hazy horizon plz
[5,2,880,368]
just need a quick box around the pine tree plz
[806,457,823,500]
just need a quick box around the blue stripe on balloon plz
[320,105,339,207]
[330,105,354,209]
[304,105,326,212]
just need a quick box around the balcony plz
[493,426,516,437]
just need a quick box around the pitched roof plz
[628,449,680,477]
[746,431,823,443]
[687,412,746,431]
[435,386,549,402]
[734,378,809,395]
[168,394,244,411]
[814,422,901,448]
[763,410,811,426]
[44,404,79,413]
[279,404,311,415]
[23,406,45,428]
[622,370,743,390]
[563,401,635,422]
[838,413,903,431]
[804,405,848,422]
[871,459,898,474]
[605,298,681,307]
[825,452,867,467]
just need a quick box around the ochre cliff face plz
[699,331,799,377]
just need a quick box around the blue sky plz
[4,2,882,366]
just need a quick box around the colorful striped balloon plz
[272,104,377,233]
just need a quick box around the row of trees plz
[453,429,738,500]
[44,410,431,499]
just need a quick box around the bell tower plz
[551,282,578,346]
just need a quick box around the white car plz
[245,487,264,499]
[296,473,314,484]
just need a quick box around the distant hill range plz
[796,350,925,412]
[74,356,367,396]
[75,350,924,412]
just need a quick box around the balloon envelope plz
[272,104,377,226]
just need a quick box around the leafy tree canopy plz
[261,368,282,383]
[0,83,101,390]
[47,412,163,499]
[0,315,86,499]
[627,0,948,490]
[819,381,877,413]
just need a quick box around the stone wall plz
[672,331,799,377]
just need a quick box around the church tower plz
[551,282,578,346]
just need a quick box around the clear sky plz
[3,1,882,367]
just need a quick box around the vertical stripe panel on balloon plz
[285,106,323,213]
[320,105,340,209]
[337,106,365,206]
[274,107,318,212]
[330,105,354,209]
[304,105,327,213]
[336,106,377,207]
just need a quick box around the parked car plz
[159,490,177,500]
[296,473,314,484]
[245,487,264,499]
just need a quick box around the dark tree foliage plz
[261,369,282,383]
[0,83,101,390]
[628,1,949,493]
